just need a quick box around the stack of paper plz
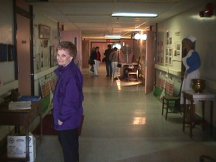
[8,101,31,110]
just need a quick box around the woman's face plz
[182,39,191,53]
[57,49,73,67]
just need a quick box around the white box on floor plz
[7,134,36,162]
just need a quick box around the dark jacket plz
[53,61,84,131]
[104,48,112,62]
[90,51,101,61]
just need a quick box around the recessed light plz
[112,12,158,18]
[105,35,121,39]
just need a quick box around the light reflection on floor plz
[116,79,142,91]
[133,117,146,125]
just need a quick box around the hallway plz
[36,65,216,162]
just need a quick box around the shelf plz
[0,80,18,96]
[155,64,181,76]
[34,66,57,80]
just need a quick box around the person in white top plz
[109,47,119,80]
[180,36,201,104]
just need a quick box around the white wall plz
[0,0,15,86]
[33,10,59,73]
[0,0,13,44]
[32,8,59,95]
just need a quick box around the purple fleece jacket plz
[53,61,84,131]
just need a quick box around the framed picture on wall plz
[38,24,50,39]
[50,46,54,67]
[50,45,57,67]
[0,44,8,62]
[36,53,41,72]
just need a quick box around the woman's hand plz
[58,119,63,125]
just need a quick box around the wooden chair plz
[127,57,141,81]
[39,77,56,117]
[161,81,181,120]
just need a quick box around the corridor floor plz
[36,66,216,162]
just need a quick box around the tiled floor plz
[36,65,216,162]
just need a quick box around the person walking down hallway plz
[180,36,201,104]
[109,47,119,80]
[88,47,95,73]
[104,44,112,77]
[90,46,101,76]
[53,41,84,162]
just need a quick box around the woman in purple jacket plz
[53,41,84,162]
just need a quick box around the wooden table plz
[0,102,42,161]
[182,90,215,138]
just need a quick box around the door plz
[16,13,32,96]
[144,31,155,94]
[82,40,90,68]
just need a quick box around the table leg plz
[25,128,30,162]
[39,113,43,142]
[182,97,186,132]
[15,125,20,133]
[162,98,164,115]
[210,101,214,136]
[189,103,194,138]
[201,101,205,131]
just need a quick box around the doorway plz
[15,1,33,96]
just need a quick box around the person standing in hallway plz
[180,36,201,104]
[88,47,95,73]
[90,46,101,76]
[104,44,112,77]
[53,41,84,162]
[109,47,119,80]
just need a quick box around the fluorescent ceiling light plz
[134,33,147,40]
[112,12,158,18]
[105,35,121,39]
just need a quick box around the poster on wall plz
[156,32,164,65]
[0,44,14,62]
[172,31,182,61]
[157,40,164,64]
[41,52,44,68]
[162,31,182,65]
[7,45,14,61]
[38,24,50,39]
[173,42,181,60]
[50,46,56,67]
[0,44,7,61]
[36,53,41,72]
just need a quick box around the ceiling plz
[28,0,206,39]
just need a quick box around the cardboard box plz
[7,134,36,162]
